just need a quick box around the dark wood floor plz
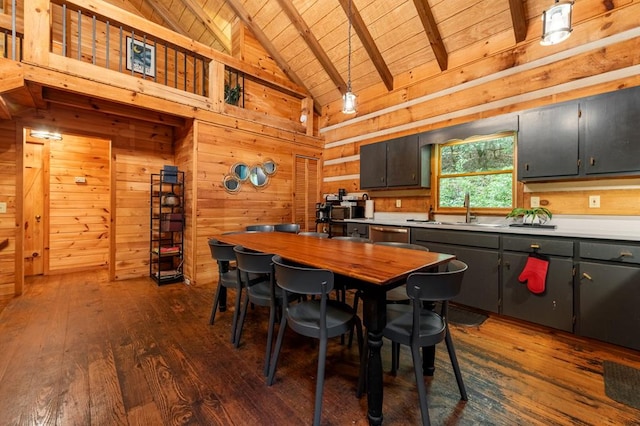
[1,270,639,425]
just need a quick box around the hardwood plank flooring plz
[0,270,639,425]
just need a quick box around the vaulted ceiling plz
[116,0,553,110]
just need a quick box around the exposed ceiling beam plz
[508,0,528,43]
[337,0,393,91]
[0,96,12,120]
[42,88,187,127]
[276,0,347,93]
[177,0,232,53]
[142,0,191,38]
[224,0,320,114]
[412,0,448,71]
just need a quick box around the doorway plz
[22,128,111,276]
[293,155,320,232]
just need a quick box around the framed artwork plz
[126,37,155,77]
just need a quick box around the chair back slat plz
[233,245,274,274]
[406,259,467,301]
[272,255,334,295]
[208,239,236,262]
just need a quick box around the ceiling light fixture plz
[540,0,574,46]
[30,130,63,141]
[342,0,356,114]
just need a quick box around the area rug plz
[603,361,640,410]
[446,304,488,327]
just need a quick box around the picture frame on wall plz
[126,37,155,77]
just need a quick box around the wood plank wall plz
[320,0,640,216]
[190,120,322,286]
[47,133,110,272]
[0,104,175,297]
[0,121,17,297]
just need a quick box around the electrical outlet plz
[589,195,600,208]
[395,199,402,208]
[0,202,6,214]
[530,196,540,208]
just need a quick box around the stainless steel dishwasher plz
[369,225,411,243]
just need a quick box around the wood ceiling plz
[116,0,553,111]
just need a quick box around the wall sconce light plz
[540,0,574,46]
[342,0,356,114]
[300,108,308,123]
[30,130,63,140]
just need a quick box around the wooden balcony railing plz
[1,0,314,134]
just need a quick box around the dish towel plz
[518,254,550,294]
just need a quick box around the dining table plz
[212,231,455,425]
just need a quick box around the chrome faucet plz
[464,192,473,223]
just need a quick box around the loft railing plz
[50,2,211,97]
[0,0,23,60]
[2,0,313,134]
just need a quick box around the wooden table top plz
[212,232,455,286]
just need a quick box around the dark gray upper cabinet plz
[360,135,429,189]
[517,100,580,180]
[582,85,640,176]
[518,85,640,182]
[360,141,387,188]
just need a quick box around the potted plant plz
[506,207,553,225]
[224,83,242,106]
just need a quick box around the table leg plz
[362,288,387,426]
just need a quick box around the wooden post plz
[22,0,51,65]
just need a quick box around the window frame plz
[433,131,517,215]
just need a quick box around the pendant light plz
[342,0,356,114]
[540,0,574,46]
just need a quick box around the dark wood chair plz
[274,223,300,233]
[245,224,275,232]
[207,239,242,344]
[382,259,469,426]
[267,255,364,426]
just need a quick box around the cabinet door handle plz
[620,251,633,257]
[530,244,540,249]
[525,163,529,171]
[590,157,596,166]
[582,272,592,281]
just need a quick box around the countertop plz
[343,213,640,242]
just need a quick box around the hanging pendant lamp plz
[342,0,356,114]
[540,0,574,46]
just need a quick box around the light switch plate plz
[0,202,6,213]
[589,195,600,208]
[530,196,540,208]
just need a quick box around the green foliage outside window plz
[438,133,515,209]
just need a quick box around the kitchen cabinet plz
[360,135,430,189]
[346,222,369,239]
[412,229,500,313]
[517,100,580,180]
[517,86,640,182]
[501,236,574,332]
[577,241,640,351]
[582,85,640,176]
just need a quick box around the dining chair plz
[207,239,242,344]
[267,255,364,426]
[274,223,300,233]
[232,245,282,376]
[245,224,275,232]
[298,231,329,238]
[382,259,469,426]
[330,236,372,243]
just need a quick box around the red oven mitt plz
[518,254,549,294]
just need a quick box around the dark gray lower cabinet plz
[501,236,574,332]
[502,253,574,332]
[413,229,500,313]
[578,261,640,351]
